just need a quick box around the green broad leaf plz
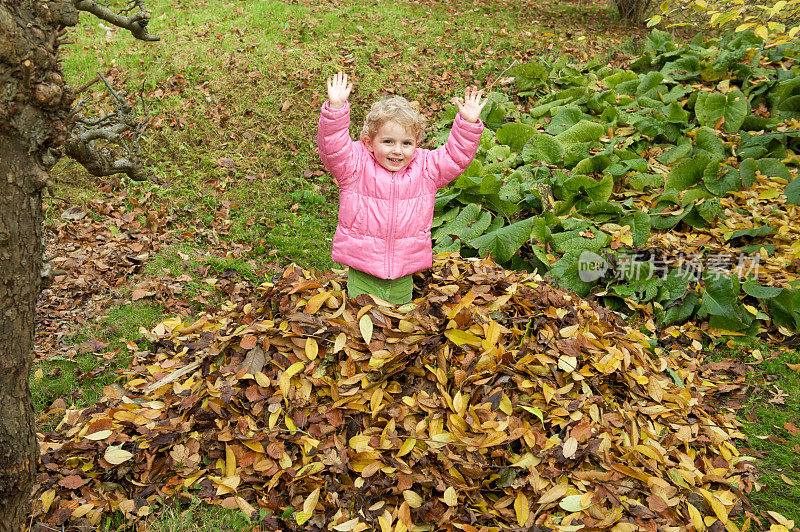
[555,120,606,146]
[696,271,742,324]
[757,158,792,181]
[785,177,800,206]
[663,268,694,301]
[695,92,726,128]
[741,243,775,255]
[665,367,686,388]
[694,127,725,159]
[602,70,638,89]
[550,229,612,254]
[433,236,461,253]
[621,211,651,248]
[549,253,595,296]
[695,197,722,225]
[665,154,711,191]
[480,99,507,131]
[546,106,584,135]
[432,205,460,228]
[580,201,626,219]
[629,173,664,191]
[636,71,664,95]
[739,158,757,187]
[572,155,611,175]
[469,217,536,264]
[704,165,741,196]
[765,288,800,330]
[522,134,565,165]
[434,190,460,210]
[508,61,549,92]
[725,225,775,241]
[496,123,536,153]
[657,139,692,165]
[563,174,614,203]
[483,194,521,217]
[460,159,484,179]
[663,293,699,327]
[666,101,690,123]
[694,90,749,132]
[742,279,783,300]
[432,203,492,243]
[531,216,553,245]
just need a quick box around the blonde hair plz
[360,96,426,142]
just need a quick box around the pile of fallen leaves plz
[34,254,768,531]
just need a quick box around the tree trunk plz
[0,1,76,529]
[0,137,43,531]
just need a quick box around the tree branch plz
[73,0,160,41]
[64,73,150,181]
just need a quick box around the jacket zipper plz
[388,171,396,279]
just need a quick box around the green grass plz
[32,301,165,425]
[739,349,800,521]
[707,341,800,523]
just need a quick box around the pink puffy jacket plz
[317,100,484,279]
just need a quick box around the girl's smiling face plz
[363,120,419,172]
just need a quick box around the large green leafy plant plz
[432,30,800,333]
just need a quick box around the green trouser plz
[347,267,413,305]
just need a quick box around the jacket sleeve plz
[424,114,484,189]
[317,100,359,188]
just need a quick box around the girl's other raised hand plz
[452,86,487,123]
[326,72,353,110]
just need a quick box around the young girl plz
[317,72,486,305]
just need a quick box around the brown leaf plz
[58,474,89,490]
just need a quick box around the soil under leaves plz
[33,255,761,531]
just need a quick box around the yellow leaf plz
[104,446,133,465]
[40,489,56,513]
[305,337,319,360]
[225,444,236,477]
[698,488,728,522]
[242,440,265,453]
[499,394,513,415]
[766,510,794,528]
[397,438,416,457]
[295,511,312,525]
[72,502,94,518]
[85,429,113,441]
[303,487,321,515]
[304,291,331,314]
[334,332,347,353]
[687,502,706,531]
[514,491,529,526]
[560,494,591,512]
[444,329,482,346]
[562,436,578,459]
[359,314,373,344]
[444,486,458,506]
[403,490,423,508]
[34,367,43,380]
[254,372,270,387]
[332,518,360,532]
[279,362,305,397]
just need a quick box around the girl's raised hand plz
[327,72,353,110]
[452,86,487,123]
